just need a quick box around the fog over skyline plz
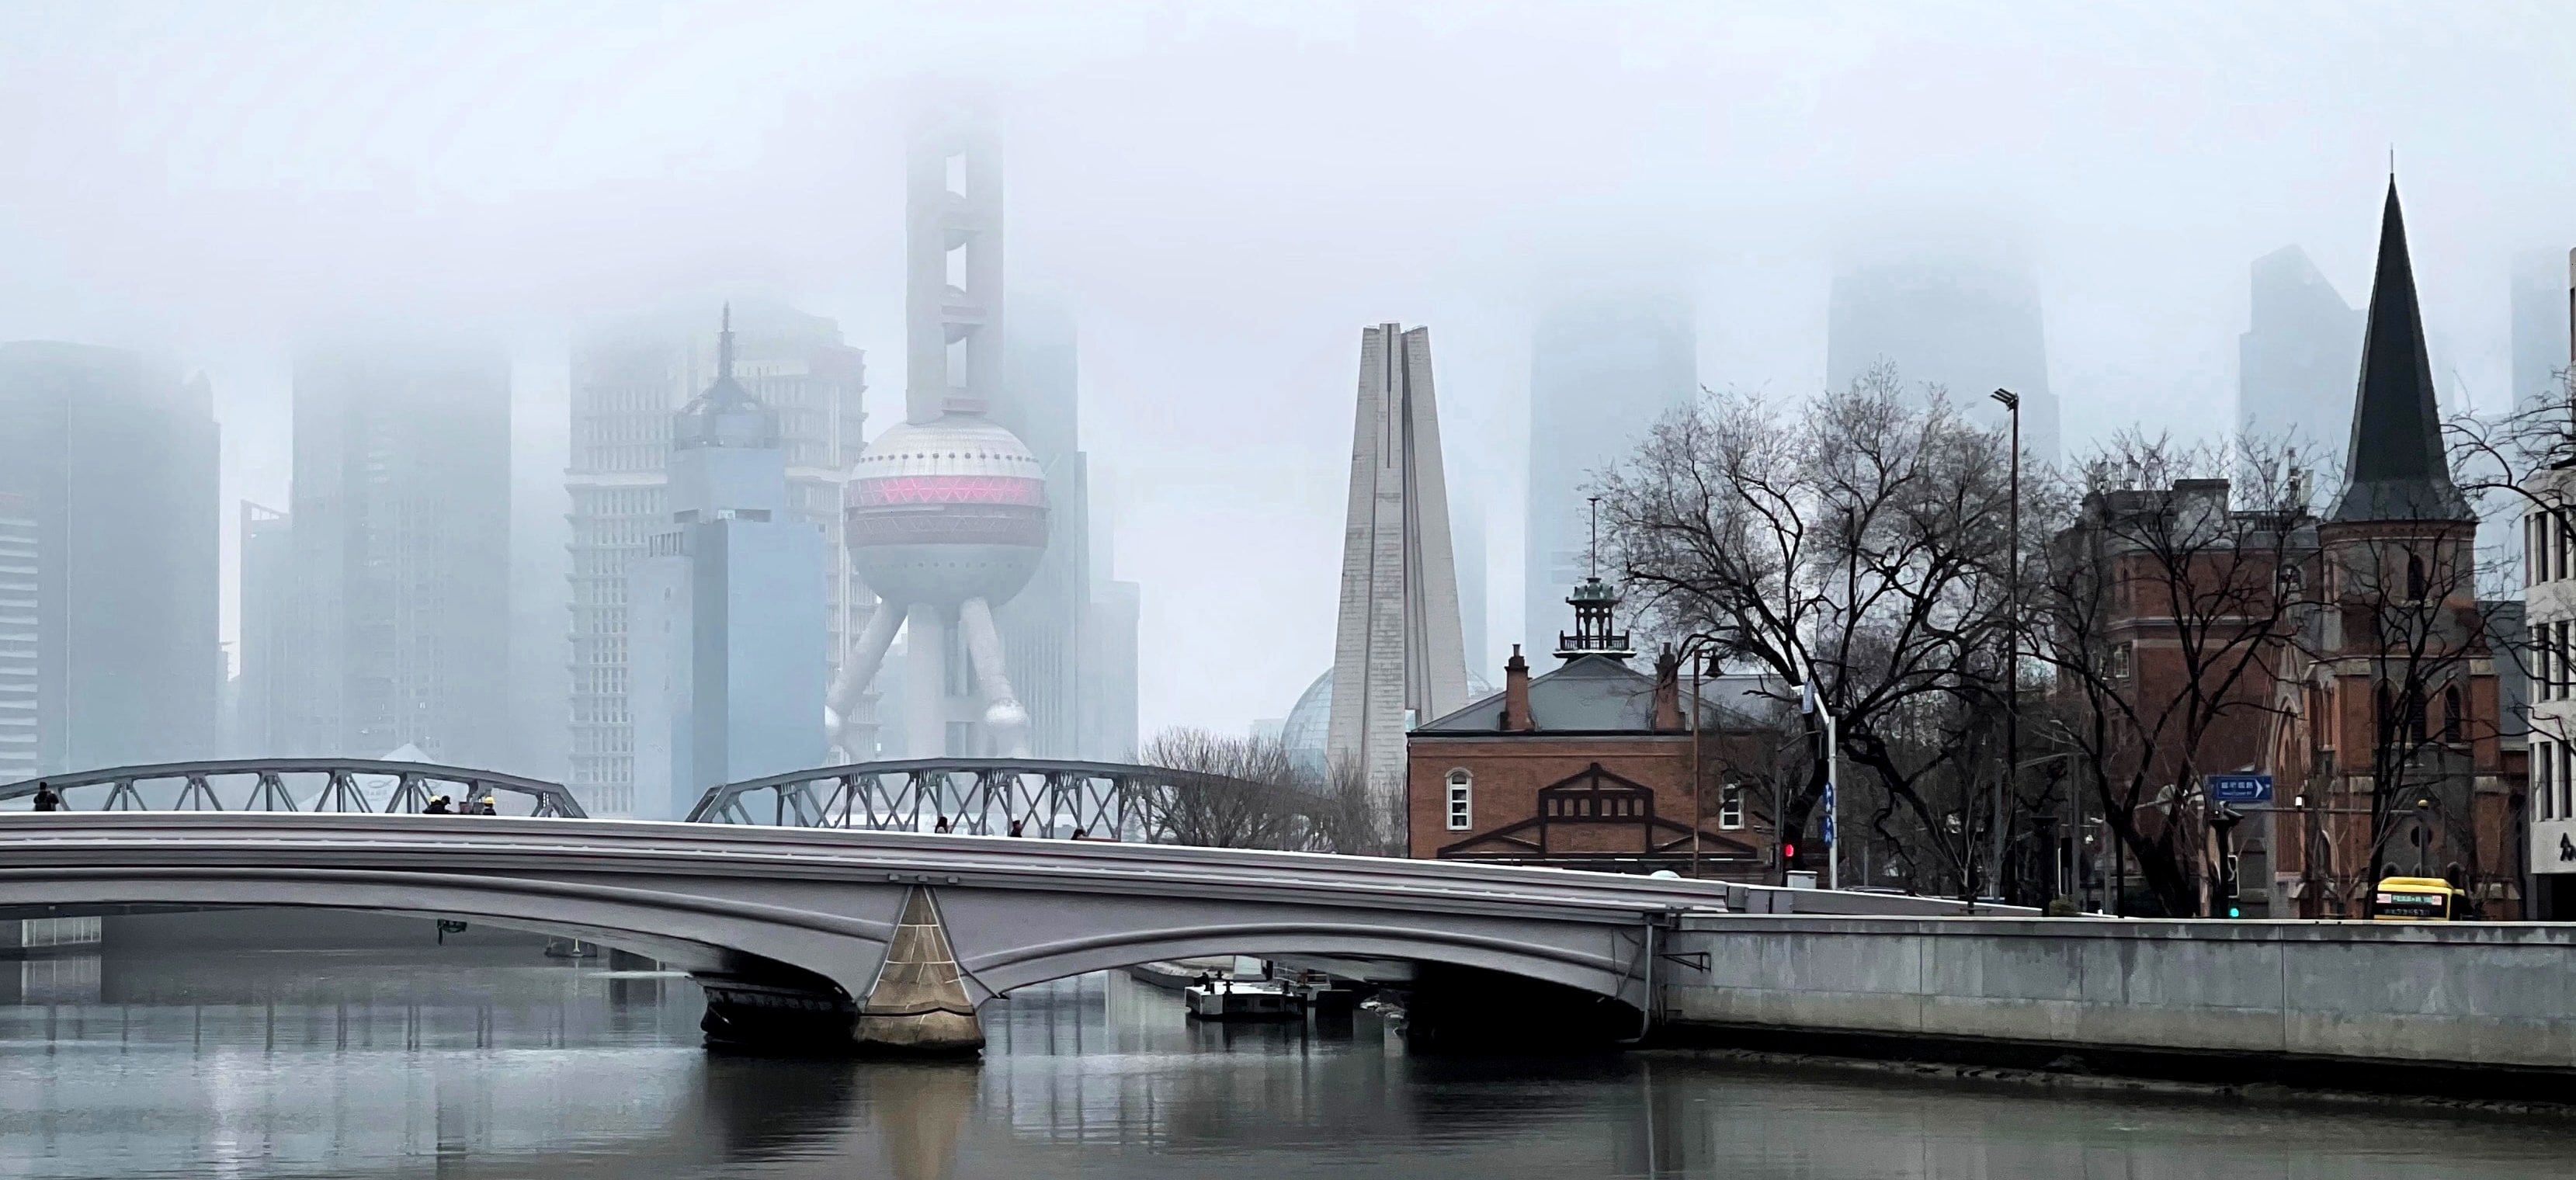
[5,0,2574,740]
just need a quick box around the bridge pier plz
[851,888,984,1055]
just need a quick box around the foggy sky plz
[5,0,2574,739]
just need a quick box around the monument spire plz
[2331,175,2470,522]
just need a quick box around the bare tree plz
[1136,727,1324,851]
[1599,367,2026,899]
[2030,433,2316,917]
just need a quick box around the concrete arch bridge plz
[0,809,1723,1052]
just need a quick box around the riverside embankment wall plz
[1659,915,2576,1082]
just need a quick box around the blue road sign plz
[2209,774,2273,803]
[1821,781,1836,845]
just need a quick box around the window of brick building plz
[1719,785,1745,830]
[1445,769,1472,831]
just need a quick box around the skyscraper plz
[288,339,511,767]
[2512,250,2574,412]
[0,343,219,776]
[0,494,32,779]
[1826,259,2060,465]
[996,298,1092,758]
[568,302,865,813]
[628,312,827,821]
[233,501,293,757]
[2240,245,2366,463]
[1327,323,1470,824]
[1525,295,1694,664]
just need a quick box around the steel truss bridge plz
[0,758,1323,848]
[0,758,588,818]
[685,758,1329,846]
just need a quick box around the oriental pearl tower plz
[826,104,1046,758]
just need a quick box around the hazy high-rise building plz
[1328,323,1470,821]
[568,302,864,814]
[628,314,827,821]
[1827,259,2060,464]
[0,493,36,779]
[0,343,219,776]
[1083,578,1141,760]
[1453,493,1488,683]
[233,501,293,756]
[2512,250,2574,412]
[288,340,510,766]
[1525,296,1694,663]
[996,298,1093,759]
[2239,245,2366,464]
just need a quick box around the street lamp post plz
[1800,665,1839,890]
[1989,387,2022,903]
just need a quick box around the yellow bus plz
[2370,876,2464,921]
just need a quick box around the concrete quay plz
[1657,914,2576,1096]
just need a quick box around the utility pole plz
[1989,388,2022,903]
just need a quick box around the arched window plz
[1718,784,1745,830]
[2442,685,2463,744]
[2407,554,2427,599]
[1444,769,1473,831]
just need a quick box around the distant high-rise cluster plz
[0,344,217,778]
[1826,259,2060,467]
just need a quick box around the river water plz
[0,941,2567,1178]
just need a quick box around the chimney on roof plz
[1500,645,1536,732]
[1652,646,1684,731]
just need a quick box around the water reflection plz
[0,947,2567,1178]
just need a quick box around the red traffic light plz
[1782,842,1797,859]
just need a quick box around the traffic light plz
[1781,840,1797,862]
[2211,805,2245,918]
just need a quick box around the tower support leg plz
[958,596,1031,757]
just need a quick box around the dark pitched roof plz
[1416,654,1779,735]
[2331,179,2470,523]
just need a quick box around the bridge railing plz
[686,758,1336,850]
[0,758,588,819]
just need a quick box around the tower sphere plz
[845,414,1049,608]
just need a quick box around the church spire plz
[2331,176,2470,522]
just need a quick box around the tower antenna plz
[717,302,736,382]
[1588,495,1601,578]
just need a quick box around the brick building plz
[1403,574,1772,878]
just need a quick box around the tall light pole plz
[1989,387,2021,903]
[1805,675,1839,890]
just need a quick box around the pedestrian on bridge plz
[423,795,453,815]
[469,796,497,816]
[934,815,952,834]
[30,782,62,812]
